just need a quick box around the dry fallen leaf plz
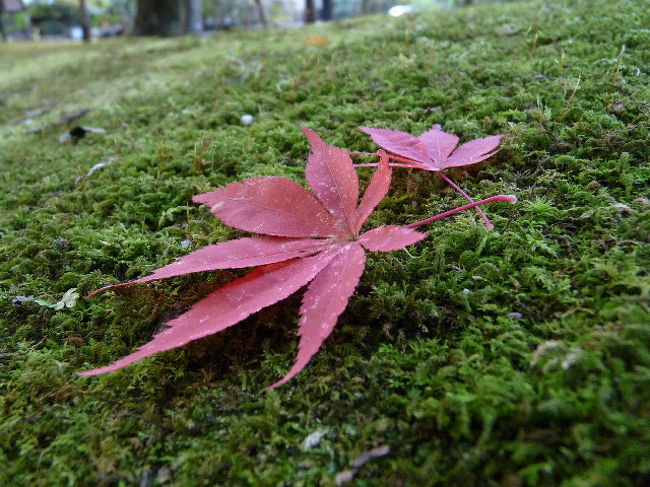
[304,34,330,47]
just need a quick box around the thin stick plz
[438,172,493,229]
[607,44,626,104]
[407,195,517,229]
[555,73,581,121]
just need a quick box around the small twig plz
[555,74,581,121]
[407,195,517,229]
[607,45,626,104]
[515,9,541,57]
[438,172,494,229]
[529,33,538,57]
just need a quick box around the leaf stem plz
[406,195,517,229]
[437,172,494,230]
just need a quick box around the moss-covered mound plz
[1,0,649,485]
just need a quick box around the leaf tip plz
[265,374,294,390]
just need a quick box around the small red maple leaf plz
[78,128,515,388]
[356,125,504,229]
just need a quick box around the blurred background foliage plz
[1,0,525,40]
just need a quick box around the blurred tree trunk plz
[134,0,182,36]
[185,0,203,34]
[322,0,333,21]
[361,0,369,14]
[0,0,6,42]
[304,0,315,23]
[253,0,267,28]
[79,0,91,42]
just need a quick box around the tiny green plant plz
[34,288,80,310]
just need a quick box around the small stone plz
[240,114,254,125]
[156,467,171,482]
[334,470,355,486]
[500,24,522,36]
[12,295,34,306]
[67,336,85,347]
[52,237,70,252]
[506,312,524,320]
[505,474,523,487]
[610,102,626,114]
[561,351,580,370]
[301,428,329,449]
[180,239,191,250]
[585,180,602,191]
[612,202,632,213]
[26,108,45,117]
[350,445,390,468]
[533,74,549,81]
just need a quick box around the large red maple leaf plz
[357,124,504,229]
[79,127,514,388]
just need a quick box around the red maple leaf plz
[78,128,515,388]
[78,128,427,388]
[356,124,504,229]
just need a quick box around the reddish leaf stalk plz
[407,195,517,229]
[437,172,493,229]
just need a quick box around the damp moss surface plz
[1,0,649,485]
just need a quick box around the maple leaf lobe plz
[78,250,340,376]
[268,243,366,388]
[359,225,427,252]
[302,126,359,237]
[193,177,342,238]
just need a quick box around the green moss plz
[1,0,649,485]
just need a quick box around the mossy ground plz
[1,0,649,485]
